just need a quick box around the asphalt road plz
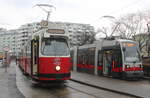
[0,61,25,98]
[16,63,134,98]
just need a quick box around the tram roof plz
[78,44,96,49]
[77,38,138,50]
[116,39,136,43]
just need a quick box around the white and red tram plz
[19,26,71,82]
[71,38,143,79]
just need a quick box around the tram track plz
[143,76,150,80]
[66,83,99,98]
[69,78,142,98]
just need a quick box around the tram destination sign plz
[122,42,136,47]
[47,29,65,34]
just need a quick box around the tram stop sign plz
[3,47,10,52]
[40,20,48,27]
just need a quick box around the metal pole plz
[73,46,77,71]
[147,23,150,56]
[47,12,50,21]
[35,4,56,21]
[94,46,98,75]
[101,15,117,38]
[4,51,7,72]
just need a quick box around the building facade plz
[0,29,18,56]
[18,21,95,48]
[0,21,95,56]
[48,22,95,46]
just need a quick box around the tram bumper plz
[123,71,144,78]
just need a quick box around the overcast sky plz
[0,0,150,30]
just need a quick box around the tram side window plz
[77,52,80,64]
[98,51,103,66]
[82,55,85,64]
[34,43,37,64]
[89,53,94,65]
[85,50,89,65]
[82,52,86,65]
[86,54,90,65]
[77,50,83,64]
[88,50,91,65]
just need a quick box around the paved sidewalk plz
[71,71,150,98]
[0,61,25,98]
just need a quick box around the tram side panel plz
[77,48,95,74]
[38,57,71,80]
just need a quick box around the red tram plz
[19,25,71,82]
[71,38,143,79]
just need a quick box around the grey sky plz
[0,0,150,29]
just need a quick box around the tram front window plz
[122,42,141,63]
[41,38,69,56]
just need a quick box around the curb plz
[70,78,143,98]
[143,77,150,80]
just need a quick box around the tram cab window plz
[41,38,69,56]
[122,43,141,63]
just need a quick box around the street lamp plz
[101,15,118,38]
[102,15,116,19]
[101,15,128,38]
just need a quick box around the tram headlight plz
[55,65,61,71]
[125,65,130,68]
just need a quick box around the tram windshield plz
[41,38,69,56]
[121,42,141,63]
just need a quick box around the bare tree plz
[113,13,145,38]
[79,30,95,46]
[133,34,148,52]
[97,27,109,38]
[110,12,150,56]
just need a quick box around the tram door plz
[31,39,38,76]
[103,51,112,76]
[103,53,108,75]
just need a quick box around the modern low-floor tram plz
[71,38,143,79]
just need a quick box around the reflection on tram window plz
[41,38,69,56]
[122,42,141,63]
